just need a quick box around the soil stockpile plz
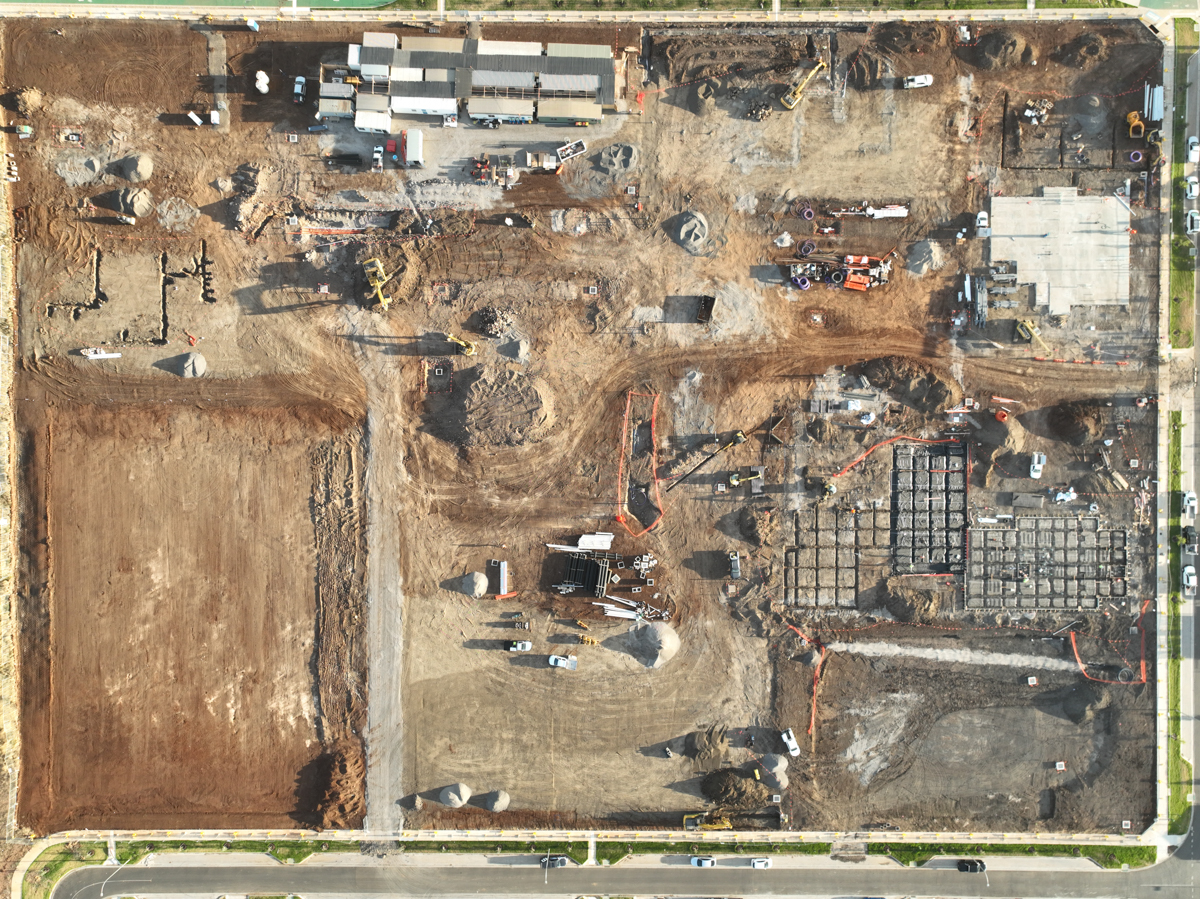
[967,30,1029,70]
[484,790,510,812]
[880,577,951,623]
[461,572,488,598]
[597,143,638,175]
[739,506,779,547]
[689,724,730,770]
[674,211,709,255]
[861,357,962,413]
[873,22,946,55]
[440,783,472,808]
[1054,34,1106,69]
[121,154,153,183]
[700,768,771,808]
[1046,401,1110,445]
[462,370,555,447]
[626,621,680,669]
[311,741,366,829]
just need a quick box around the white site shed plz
[362,32,398,49]
[390,94,458,117]
[477,39,544,56]
[317,98,353,120]
[354,109,392,134]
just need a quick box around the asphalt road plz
[50,832,1200,899]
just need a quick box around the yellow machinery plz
[574,619,590,630]
[1016,319,1050,353]
[1146,128,1165,167]
[362,258,393,311]
[728,471,761,488]
[684,812,733,831]
[1127,111,1144,139]
[781,60,827,111]
[578,635,599,646]
[445,333,478,356]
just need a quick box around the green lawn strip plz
[21,842,108,899]
[398,840,589,863]
[377,0,1035,13]
[1171,20,1198,349]
[867,842,1155,869]
[115,840,360,866]
[593,840,829,865]
[1167,411,1193,834]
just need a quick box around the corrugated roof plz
[477,39,543,56]
[467,98,535,116]
[547,43,612,59]
[599,73,615,106]
[539,73,600,93]
[388,81,456,99]
[390,67,424,83]
[354,109,392,130]
[360,45,394,68]
[356,93,390,112]
[454,69,473,99]
[424,68,454,83]
[537,98,604,120]
[406,50,467,70]
[319,82,356,99]
[391,95,457,115]
[472,70,536,89]
[401,36,465,53]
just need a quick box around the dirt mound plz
[967,30,1028,70]
[674,211,709,255]
[688,723,730,769]
[873,22,947,55]
[15,86,43,117]
[477,306,513,338]
[849,48,889,90]
[739,506,779,547]
[806,417,832,442]
[117,187,154,218]
[157,196,199,232]
[689,80,719,116]
[906,240,944,277]
[121,154,153,183]
[1054,33,1106,69]
[462,370,555,447]
[861,356,961,413]
[700,768,771,808]
[597,143,639,175]
[313,741,366,829]
[461,572,488,598]
[180,352,207,378]
[880,577,949,623]
[626,621,681,668]
[1046,401,1109,446]
[56,152,105,188]
[1062,685,1111,724]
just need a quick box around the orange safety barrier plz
[832,435,960,479]
[614,390,664,538]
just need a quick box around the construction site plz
[4,16,1164,837]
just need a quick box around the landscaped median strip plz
[866,842,1156,869]
[1167,410,1194,836]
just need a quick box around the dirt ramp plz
[861,356,962,413]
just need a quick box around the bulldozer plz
[684,811,733,831]
[781,60,827,111]
[1015,319,1051,353]
[445,333,478,356]
[1127,110,1145,139]
[362,258,393,312]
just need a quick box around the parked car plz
[1187,175,1200,200]
[729,551,741,580]
[1184,490,1197,518]
[540,855,568,868]
[957,859,987,872]
[750,858,772,869]
[506,640,532,652]
[1029,452,1047,479]
[1189,135,1199,163]
[903,74,933,89]
[1183,565,1196,596]
[976,210,989,231]
[780,727,801,757]
[691,856,715,868]
[293,75,307,103]
[1190,210,1200,235]
[548,654,578,670]
[1183,524,1198,554]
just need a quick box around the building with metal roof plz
[536,98,604,124]
[466,98,534,123]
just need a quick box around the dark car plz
[957,859,986,873]
[540,855,568,868]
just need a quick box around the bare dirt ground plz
[4,17,1161,836]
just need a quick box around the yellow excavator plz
[1127,110,1144,139]
[781,59,827,110]
[1016,319,1051,353]
[445,333,478,356]
[684,811,733,831]
[728,470,761,488]
[362,258,393,312]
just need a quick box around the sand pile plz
[157,197,200,232]
[16,87,43,117]
[122,154,153,183]
[626,621,680,669]
[689,80,718,116]
[906,240,944,276]
[56,153,105,188]
[861,356,962,413]
[180,352,207,378]
[689,724,729,770]
[968,30,1028,70]
[761,753,789,789]
[117,187,155,218]
[701,768,771,808]
[462,370,555,447]
[440,783,471,808]
[674,211,709,255]
[461,572,488,598]
[598,143,639,175]
[484,790,510,812]
[1045,401,1109,446]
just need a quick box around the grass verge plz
[115,839,362,865]
[867,842,1156,869]
[374,0,1086,12]
[1171,19,1198,349]
[21,842,107,899]
[593,840,830,865]
[1167,410,1194,835]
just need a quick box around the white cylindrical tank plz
[255,71,270,95]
